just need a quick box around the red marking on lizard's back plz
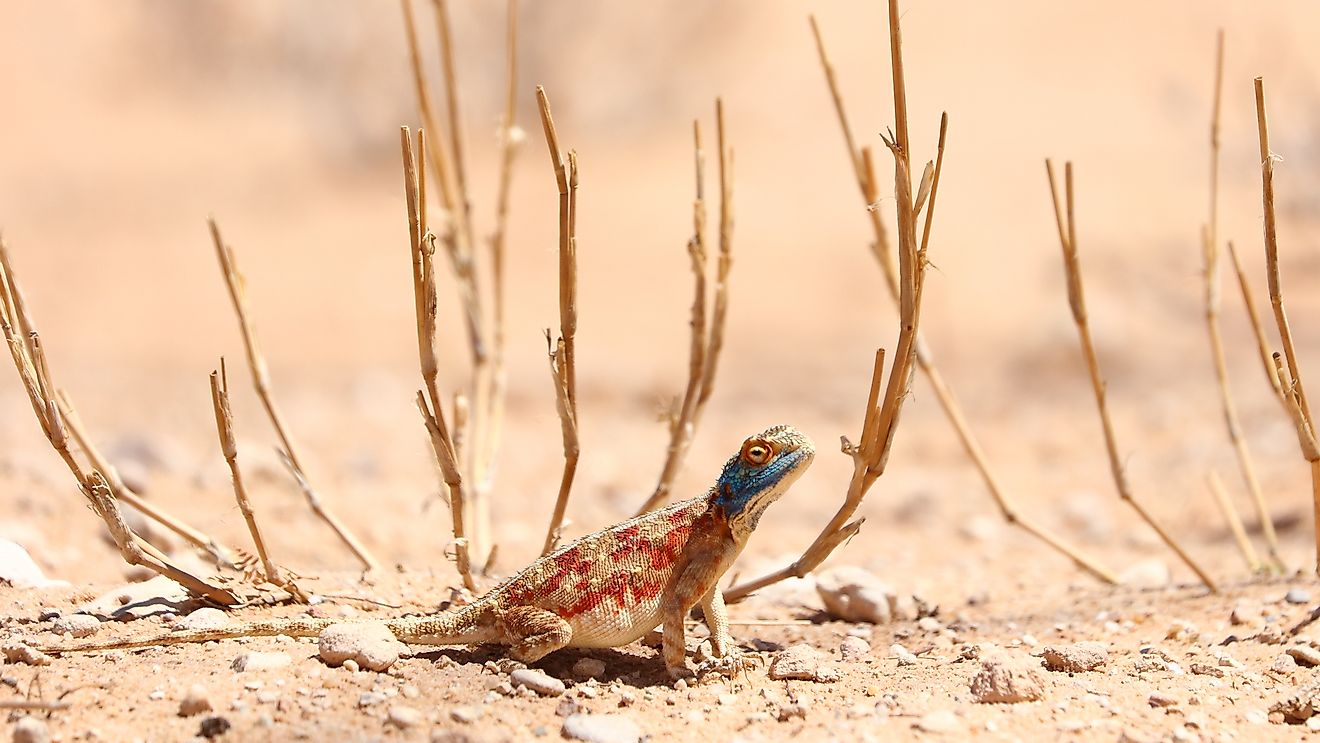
[557,516,697,620]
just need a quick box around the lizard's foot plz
[694,648,759,680]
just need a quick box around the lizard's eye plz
[741,440,773,466]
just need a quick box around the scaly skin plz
[43,425,815,677]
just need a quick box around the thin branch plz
[542,336,578,554]
[480,0,522,525]
[1224,240,1284,400]
[209,219,378,572]
[433,0,475,257]
[727,0,936,602]
[403,127,477,592]
[0,240,238,606]
[807,15,1115,583]
[1207,470,1260,572]
[1200,34,1281,569]
[641,121,709,515]
[56,390,238,567]
[209,359,299,598]
[536,88,582,552]
[1046,160,1217,592]
[1255,77,1320,576]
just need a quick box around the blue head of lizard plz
[712,425,816,538]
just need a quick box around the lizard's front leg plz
[699,586,731,657]
[662,557,727,678]
[499,606,573,664]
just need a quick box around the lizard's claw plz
[694,649,759,680]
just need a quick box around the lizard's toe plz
[694,649,759,680]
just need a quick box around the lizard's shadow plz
[413,646,676,688]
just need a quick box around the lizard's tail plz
[40,616,336,654]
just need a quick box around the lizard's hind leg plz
[500,606,573,664]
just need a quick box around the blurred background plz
[2,0,1319,596]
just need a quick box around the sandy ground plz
[4,1,1320,741]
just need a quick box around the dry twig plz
[55,390,237,567]
[0,243,238,605]
[210,359,306,600]
[484,0,522,521]
[637,101,735,516]
[807,14,1116,583]
[536,87,582,554]
[1199,33,1281,570]
[1253,77,1320,574]
[403,126,478,592]
[1045,160,1217,592]
[209,219,379,573]
[727,0,937,602]
[1207,470,1260,571]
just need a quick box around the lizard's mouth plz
[734,444,815,532]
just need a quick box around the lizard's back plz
[488,495,710,647]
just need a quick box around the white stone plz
[510,668,566,696]
[318,622,408,672]
[562,714,643,743]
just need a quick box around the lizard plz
[40,424,815,678]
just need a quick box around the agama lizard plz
[42,425,815,678]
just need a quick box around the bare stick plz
[1207,470,1260,571]
[1200,35,1281,569]
[481,0,521,521]
[209,219,378,572]
[56,390,237,567]
[727,0,936,602]
[1254,78,1320,574]
[210,359,293,595]
[403,127,477,592]
[399,0,457,213]
[807,16,1115,583]
[641,121,709,514]
[433,0,475,256]
[542,336,578,554]
[0,242,239,605]
[1046,160,1217,592]
[637,102,737,515]
[536,88,582,552]
[1225,240,1284,399]
[698,100,734,420]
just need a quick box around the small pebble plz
[37,607,61,622]
[562,713,643,743]
[450,706,482,724]
[318,622,408,672]
[1286,645,1320,667]
[51,614,101,638]
[839,636,871,662]
[890,643,919,666]
[358,692,387,708]
[913,710,962,734]
[341,659,360,673]
[1286,588,1311,605]
[1272,654,1298,673]
[231,651,292,672]
[1189,662,1224,678]
[2,643,51,666]
[12,716,50,743]
[387,705,424,729]
[572,657,607,680]
[175,608,230,632]
[1041,642,1107,673]
[198,716,231,739]
[178,684,213,717]
[1148,692,1178,708]
[769,644,840,682]
[148,689,166,701]
[511,668,566,697]
[970,657,1047,704]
